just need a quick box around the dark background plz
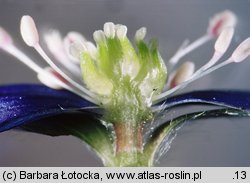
[0,0,250,166]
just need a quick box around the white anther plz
[116,24,127,39]
[170,62,195,88]
[0,27,13,48]
[65,31,86,44]
[63,32,86,62]
[214,27,234,54]
[20,15,96,99]
[135,27,147,41]
[208,10,237,36]
[69,42,86,60]
[103,22,115,38]
[232,37,250,62]
[20,15,39,47]
[44,30,62,53]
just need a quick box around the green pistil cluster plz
[80,24,167,124]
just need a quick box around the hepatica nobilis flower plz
[1,10,250,166]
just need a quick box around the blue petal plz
[158,90,250,110]
[0,84,96,132]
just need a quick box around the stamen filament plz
[49,47,81,76]
[34,44,97,99]
[20,15,97,102]
[153,58,233,103]
[192,52,222,77]
[4,44,43,74]
[176,39,190,53]
[53,80,98,104]
[3,44,97,104]
[179,27,234,84]
[168,34,212,69]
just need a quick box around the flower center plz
[79,23,167,124]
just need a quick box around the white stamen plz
[175,39,190,53]
[20,15,39,47]
[37,67,97,103]
[3,44,43,74]
[63,31,86,62]
[65,31,86,44]
[170,62,195,88]
[1,43,97,103]
[69,42,86,60]
[116,24,127,39]
[44,30,81,76]
[194,27,234,74]
[168,11,236,70]
[156,31,247,103]
[93,30,106,43]
[104,22,115,38]
[37,67,63,89]
[153,58,233,103]
[232,37,250,62]
[135,27,147,41]
[214,27,234,54]
[168,34,212,69]
[44,30,62,53]
[192,52,221,79]
[34,44,97,99]
[159,37,250,104]
[19,15,97,101]
[0,27,13,48]
[208,10,237,36]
